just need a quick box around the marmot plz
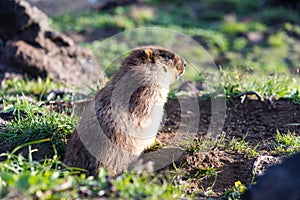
[64,46,186,175]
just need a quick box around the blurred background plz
[28,0,300,75]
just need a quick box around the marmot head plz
[121,46,186,81]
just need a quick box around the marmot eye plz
[166,54,173,60]
[160,52,174,60]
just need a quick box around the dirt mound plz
[157,98,300,197]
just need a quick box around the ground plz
[1,96,299,198]
[158,98,300,197]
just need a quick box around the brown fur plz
[64,46,186,175]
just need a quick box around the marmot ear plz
[144,49,154,62]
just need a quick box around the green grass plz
[218,68,300,102]
[144,139,163,153]
[184,135,259,158]
[272,130,300,155]
[191,166,219,183]
[0,78,185,199]
[0,98,77,156]
[258,7,299,25]
[220,21,266,35]
[0,77,67,104]
[50,11,134,32]
[0,145,185,199]
[0,142,77,199]
[113,172,185,199]
[183,134,259,158]
[182,139,216,154]
[290,90,300,104]
[267,31,287,47]
[1,77,63,96]
[223,135,259,158]
[190,166,219,196]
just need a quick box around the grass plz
[186,134,259,158]
[113,172,185,199]
[0,76,186,199]
[222,135,259,158]
[193,167,218,179]
[50,11,134,32]
[220,20,266,35]
[0,145,185,199]
[183,139,217,154]
[219,68,300,102]
[272,130,300,155]
[0,77,69,106]
[191,167,219,196]
[1,77,63,98]
[0,143,75,199]
[0,98,77,157]
[144,139,163,153]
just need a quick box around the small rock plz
[252,155,282,177]
[246,32,264,44]
[0,0,106,91]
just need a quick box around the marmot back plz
[64,46,186,175]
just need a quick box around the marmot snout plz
[64,46,186,175]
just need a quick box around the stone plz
[0,0,105,90]
[0,0,48,41]
[251,155,282,177]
